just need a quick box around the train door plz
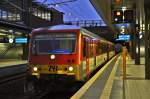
[83,37,90,79]
[107,44,109,61]
[93,41,97,66]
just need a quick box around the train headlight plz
[68,66,74,72]
[50,55,55,60]
[33,67,38,72]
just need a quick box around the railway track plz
[0,72,78,99]
[21,90,49,99]
[0,56,116,99]
[0,72,26,85]
[0,72,27,99]
[21,85,74,99]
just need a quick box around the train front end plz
[28,28,81,83]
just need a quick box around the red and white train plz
[26,25,115,90]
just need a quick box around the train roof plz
[32,24,113,44]
[33,24,80,31]
[47,24,81,30]
[33,24,100,37]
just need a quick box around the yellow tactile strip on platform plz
[100,56,121,99]
[70,55,119,99]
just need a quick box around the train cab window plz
[83,38,87,57]
[33,33,77,54]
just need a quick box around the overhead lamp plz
[122,7,127,11]
[9,38,14,43]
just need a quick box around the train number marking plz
[49,66,58,72]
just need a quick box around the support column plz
[22,0,32,27]
[22,0,32,60]
[130,23,136,59]
[145,7,150,79]
[135,24,140,64]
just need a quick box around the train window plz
[101,42,106,53]
[103,43,107,53]
[96,42,99,55]
[33,33,77,54]
[90,40,94,57]
[99,42,103,54]
[83,38,87,57]
[96,42,101,54]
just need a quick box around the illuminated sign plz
[116,35,130,41]
[15,38,27,43]
[116,11,121,16]
[113,10,123,23]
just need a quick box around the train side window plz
[96,42,98,55]
[83,38,87,57]
[100,42,103,54]
[97,42,101,54]
[90,40,94,57]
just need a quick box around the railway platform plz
[0,59,27,78]
[0,59,27,68]
[71,54,148,99]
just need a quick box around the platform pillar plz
[145,7,150,79]
[130,23,136,59]
[21,0,32,60]
[122,46,127,79]
[135,24,141,65]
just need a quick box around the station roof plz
[0,0,57,13]
[0,0,103,23]
[36,0,104,24]
[0,0,23,13]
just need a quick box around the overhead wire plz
[48,0,83,21]
[63,3,86,20]
[64,0,85,20]
[34,0,87,21]
[63,0,86,20]
[60,4,83,20]
[52,0,90,20]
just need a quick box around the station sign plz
[116,34,130,41]
[0,37,28,43]
[15,38,27,43]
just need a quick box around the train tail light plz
[68,66,74,72]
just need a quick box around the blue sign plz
[114,23,130,30]
[116,35,130,41]
[48,49,70,54]
[15,38,27,43]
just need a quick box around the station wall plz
[0,43,22,59]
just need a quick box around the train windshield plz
[33,33,76,54]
